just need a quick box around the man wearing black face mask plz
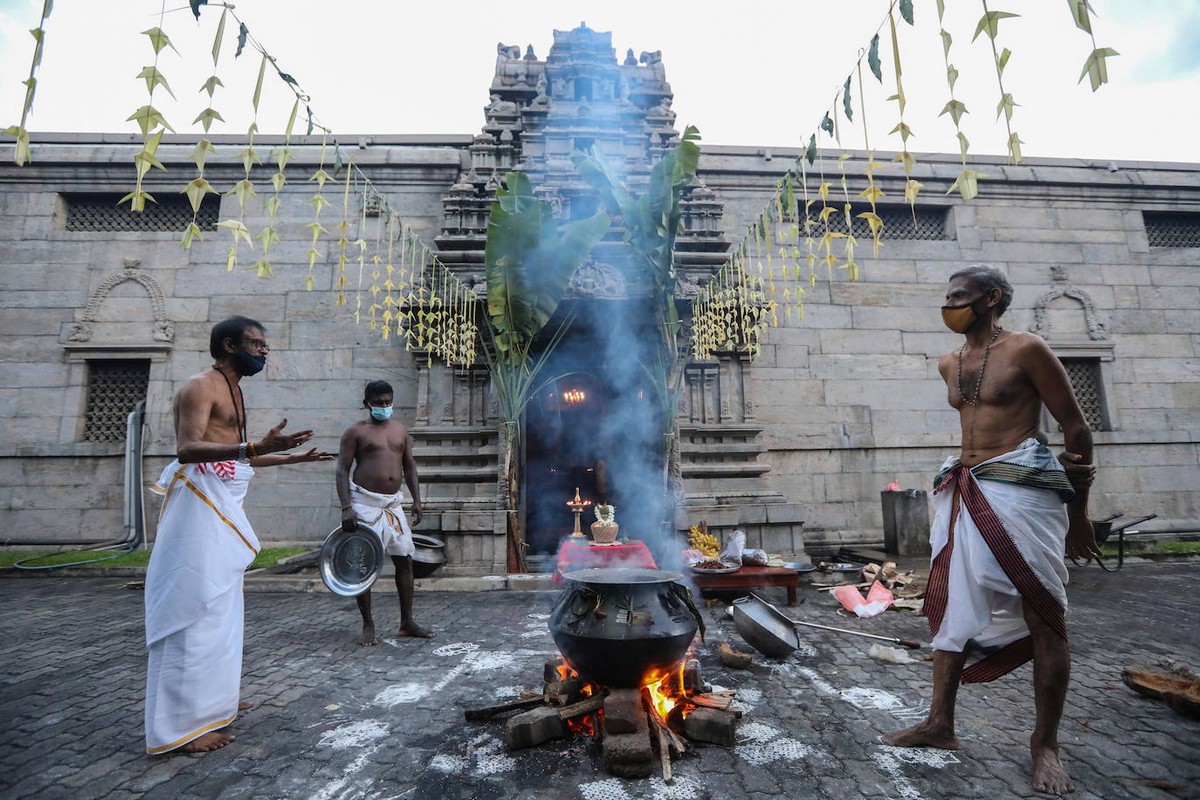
[883,266,1100,796]
[144,316,333,755]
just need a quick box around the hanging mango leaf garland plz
[181,7,229,250]
[122,22,178,212]
[936,0,984,201]
[886,9,923,215]
[333,156,354,304]
[853,49,886,259]
[305,134,333,291]
[257,98,298,267]
[974,1,1023,164]
[4,0,53,166]
[1065,0,1119,91]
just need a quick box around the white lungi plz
[923,438,1074,682]
[350,482,415,558]
[144,459,259,753]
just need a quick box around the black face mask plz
[232,349,267,377]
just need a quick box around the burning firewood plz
[555,690,608,721]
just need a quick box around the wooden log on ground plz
[464,695,546,722]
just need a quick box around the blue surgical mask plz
[233,350,266,377]
[370,405,393,421]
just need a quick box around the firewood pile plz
[464,658,740,782]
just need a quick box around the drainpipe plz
[9,401,146,567]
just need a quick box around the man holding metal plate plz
[335,380,433,645]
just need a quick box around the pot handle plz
[669,582,706,643]
[562,586,602,624]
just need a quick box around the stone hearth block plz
[602,688,653,776]
[602,732,654,778]
[681,706,737,747]
[603,688,645,735]
[506,706,566,750]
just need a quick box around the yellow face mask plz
[941,304,977,334]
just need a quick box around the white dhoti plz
[144,459,259,754]
[350,482,414,558]
[923,438,1075,683]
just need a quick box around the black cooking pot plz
[548,567,704,688]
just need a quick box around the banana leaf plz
[484,172,610,368]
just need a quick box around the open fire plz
[465,653,740,783]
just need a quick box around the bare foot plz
[238,701,254,712]
[397,621,434,638]
[881,722,960,750]
[180,731,234,753]
[358,623,379,646]
[1032,744,1074,795]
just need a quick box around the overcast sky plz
[2,0,1198,164]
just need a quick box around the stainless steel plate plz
[319,525,385,597]
[689,562,741,575]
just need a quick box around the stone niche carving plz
[567,260,628,299]
[1031,266,1108,342]
[66,260,175,346]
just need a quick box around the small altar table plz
[689,565,801,606]
[552,538,658,586]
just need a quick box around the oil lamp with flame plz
[566,487,591,537]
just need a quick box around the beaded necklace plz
[956,326,1003,407]
[214,365,247,442]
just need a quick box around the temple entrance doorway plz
[521,301,668,558]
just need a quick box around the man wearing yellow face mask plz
[883,265,1100,797]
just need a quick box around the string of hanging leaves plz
[691,0,1116,361]
[4,0,1115,371]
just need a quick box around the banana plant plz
[573,126,701,501]
[482,171,610,571]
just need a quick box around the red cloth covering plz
[552,537,658,585]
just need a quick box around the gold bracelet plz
[248,441,258,459]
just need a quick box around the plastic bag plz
[742,548,769,566]
[719,529,746,565]
[832,581,895,618]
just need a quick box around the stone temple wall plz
[1,133,1197,568]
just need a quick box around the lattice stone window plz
[1143,211,1200,248]
[822,204,949,240]
[1060,358,1107,431]
[63,192,219,233]
[83,359,150,442]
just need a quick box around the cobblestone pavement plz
[1,562,1197,800]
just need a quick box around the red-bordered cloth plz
[552,538,658,586]
[922,439,1072,683]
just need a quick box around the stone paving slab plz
[0,563,1197,800]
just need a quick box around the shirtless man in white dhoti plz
[145,316,333,755]
[883,266,1100,795]
[336,380,433,645]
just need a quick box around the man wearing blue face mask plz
[335,380,431,644]
[145,316,334,755]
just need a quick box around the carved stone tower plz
[418,24,805,573]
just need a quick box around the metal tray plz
[319,525,385,597]
[689,562,741,575]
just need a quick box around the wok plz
[731,593,923,659]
